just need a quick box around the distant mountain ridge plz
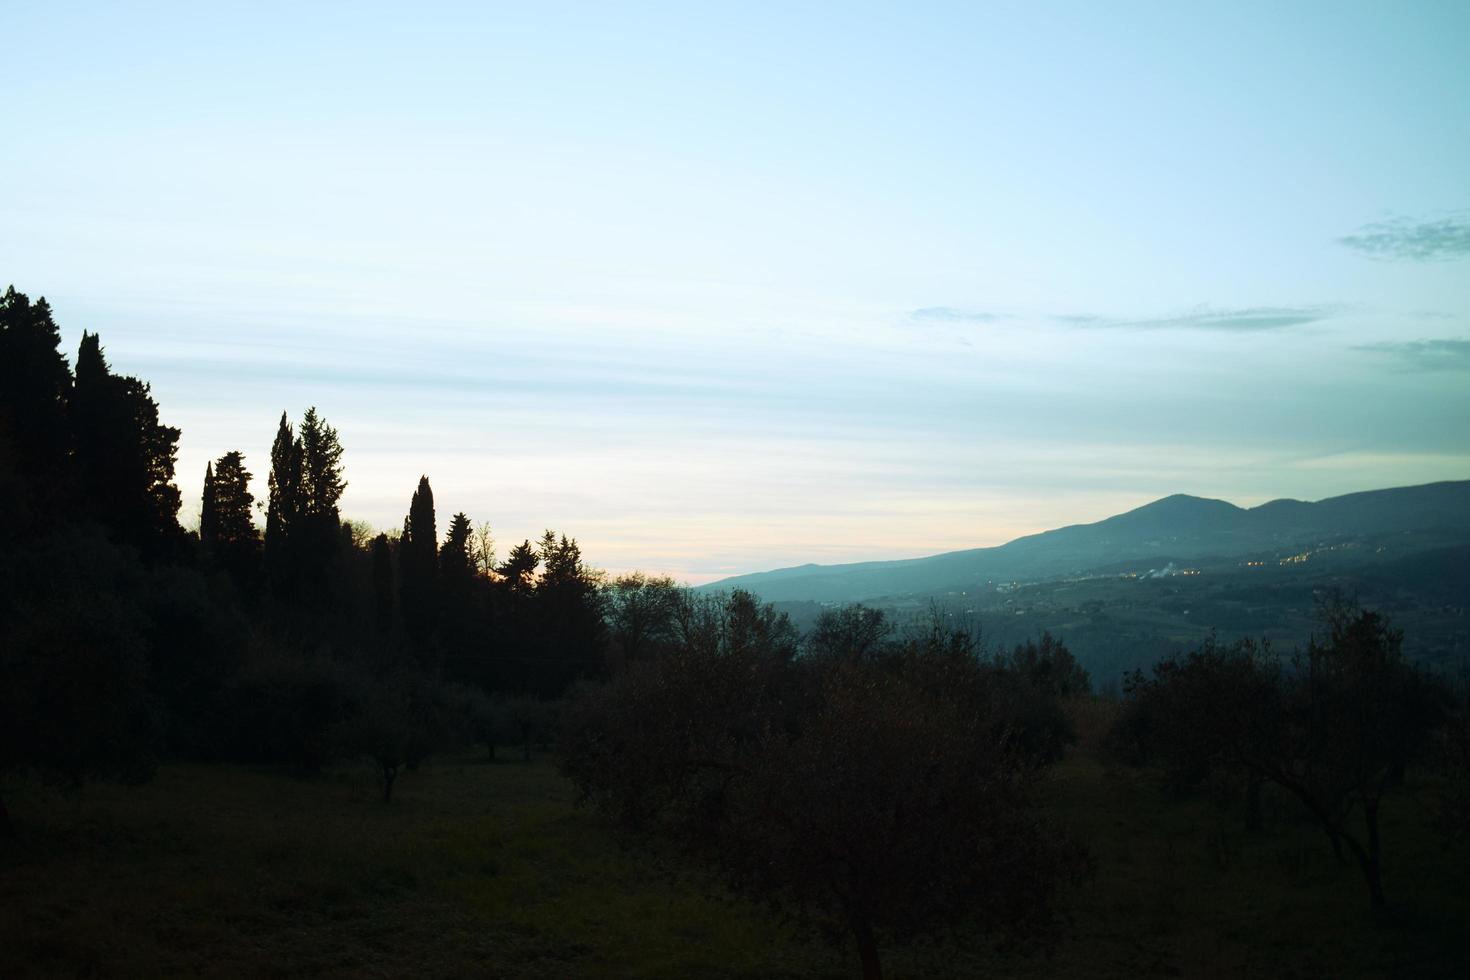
[702,481,1470,604]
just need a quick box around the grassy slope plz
[2,746,1466,979]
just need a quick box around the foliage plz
[803,603,893,662]
[560,591,1084,979]
[602,571,682,666]
[1110,598,1442,909]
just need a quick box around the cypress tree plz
[372,533,395,638]
[68,332,182,553]
[264,412,303,592]
[400,476,438,647]
[299,406,346,521]
[440,512,474,582]
[200,461,218,551]
[0,286,72,532]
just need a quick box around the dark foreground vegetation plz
[3,286,1469,977]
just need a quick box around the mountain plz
[702,480,1470,604]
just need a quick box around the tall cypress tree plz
[69,332,182,553]
[400,476,438,648]
[204,451,259,587]
[0,286,72,533]
[200,461,218,550]
[264,412,303,593]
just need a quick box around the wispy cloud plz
[1112,306,1337,331]
[1046,305,1336,332]
[909,307,1010,324]
[914,305,1336,332]
[1339,214,1470,261]
[1354,338,1470,372]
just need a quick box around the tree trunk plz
[1340,819,1387,910]
[1362,798,1386,910]
[852,915,882,980]
[1324,827,1345,864]
[382,765,397,804]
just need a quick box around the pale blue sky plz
[4,1,1468,581]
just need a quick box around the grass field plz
[3,745,1467,978]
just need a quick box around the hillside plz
[703,481,1470,604]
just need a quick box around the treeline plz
[0,286,610,798]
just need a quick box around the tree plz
[330,677,433,803]
[1114,600,1438,910]
[263,412,303,592]
[399,476,438,647]
[530,531,606,697]
[298,406,345,521]
[371,533,395,639]
[560,603,1084,979]
[804,604,892,662]
[438,512,482,679]
[199,461,217,549]
[0,286,72,535]
[201,451,259,586]
[472,520,496,577]
[69,332,183,553]
[1001,632,1091,698]
[261,408,344,605]
[0,533,158,826]
[727,656,1082,979]
[440,512,474,583]
[602,572,682,667]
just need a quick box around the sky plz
[3,1,1468,583]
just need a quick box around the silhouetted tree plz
[603,572,682,666]
[0,286,72,536]
[263,412,303,593]
[69,332,183,553]
[298,407,345,521]
[1,534,158,825]
[440,512,473,582]
[497,540,538,591]
[560,600,1084,979]
[805,604,892,662]
[201,451,259,587]
[1113,599,1438,910]
[472,520,496,577]
[371,533,395,639]
[1001,632,1091,698]
[330,677,433,803]
[199,461,217,548]
[400,476,438,649]
[437,511,483,678]
[532,531,606,697]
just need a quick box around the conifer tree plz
[0,286,72,532]
[263,412,303,591]
[440,512,474,582]
[400,476,438,647]
[200,461,218,549]
[299,406,346,521]
[372,533,395,638]
[68,332,182,553]
[529,530,606,697]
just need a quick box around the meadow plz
[4,730,1465,979]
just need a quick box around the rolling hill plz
[702,480,1470,604]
